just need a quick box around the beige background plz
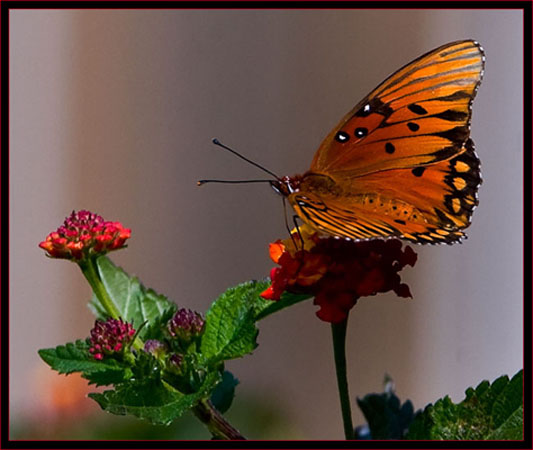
[10,10,523,439]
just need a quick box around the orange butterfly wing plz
[288,40,484,244]
[290,139,480,243]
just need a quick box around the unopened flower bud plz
[167,308,205,343]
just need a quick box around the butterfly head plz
[270,175,302,197]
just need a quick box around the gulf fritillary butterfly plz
[270,40,484,244]
[202,40,484,245]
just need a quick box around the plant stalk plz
[193,399,246,440]
[80,257,143,351]
[331,317,354,440]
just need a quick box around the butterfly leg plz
[293,215,305,252]
[291,214,308,275]
[282,197,297,249]
[283,197,304,252]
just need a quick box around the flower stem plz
[331,318,354,440]
[80,257,143,351]
[193,399,246,440]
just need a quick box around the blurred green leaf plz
[38,340,133,386]
[210,371,239,414]
[89,371,221,426]
[356,388,416,439]
[406,370,523,440]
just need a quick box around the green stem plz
[331,318,354,440]
[80,257,143,351]
[80,258,121,319]
[192,399,246,440]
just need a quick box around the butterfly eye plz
[354,127,368,138]
[335,131,350,143]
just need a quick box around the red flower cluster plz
[88,318,136,360]
[39,210,131,261]
[261,226,417,323]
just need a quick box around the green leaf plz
[200,281,267,363]
[491,370,523,430]
[356,388,416,439]
[141,305,178,342]
[487,406,523,440]
[210,371,239,414]
[199,280,312,364]
[89,372,221,425]
[38,340,133,386]
[406,370,523,440]
[88,256,176,340]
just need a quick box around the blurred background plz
[10,9,523,440]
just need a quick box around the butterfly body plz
[273,40,484,245]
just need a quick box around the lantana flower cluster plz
[88,309,205,370]
[39,210,131,261]
[261,225,417,323]
[88,318,136,360]
[144,308,205,386]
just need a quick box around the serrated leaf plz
[89,372,221,425]
[38,340,132,386]
[199,280,312,364]
[487,405,523,440]
[491,370,523,430]
[200,281,266,363]
[210,371,239,414]
[88,256,176,339]
[406,370,523,440]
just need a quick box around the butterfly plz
[269,40,485,244]
[201,40,484,245]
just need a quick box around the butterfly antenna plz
[197,179,272,186]
[211,138,280,179]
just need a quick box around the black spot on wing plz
[434,91,472,102]
[408,103,428,115]
[433,109,468,121]
[335,131,350,143]
[354,103,371,117]
[411,167,425,177]
[357,97,394,118]
[385,143,395,154]
[355,127,368,138]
